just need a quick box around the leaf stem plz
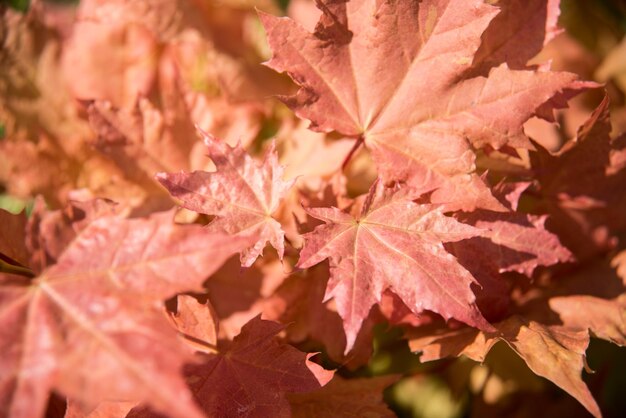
[0,259,35,277]
[341,135,365,171]
[179,332,220,355]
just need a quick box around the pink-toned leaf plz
[45,212,251,298]
[457,211,573,276]
[407,250,624,417]
[26,197,122,273]
[63,2,158,109]
[170,295,219,351]
[85,98,200,202]
[445,180,572,294]
[471,0,562,72]
[261,0,580,210]
[157,131,296,266]
[278,120,354,189]
[0,211,252,418]
[298,180,493,351]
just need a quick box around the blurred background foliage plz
[1,0,626,417]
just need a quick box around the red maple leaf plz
[0,211,251,418]
[129,315,334,418]
[531,95,626,260]
[157,131,295,267]
[297,180,493,350]
[261,0,580,210]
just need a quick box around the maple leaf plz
[260,0,580,210]
[440,180,572,320]
[405,249,625,418]
[455,210,573,277]
[44,0,278,210]
[531,95,626,260]
[203,255,375,368]
[548,251,626,346]
[442,238,513,322]
[62,4,158,110]
[408,315,601,418]
[470,0,562,73]
[205,252,287,339]
[268,263,377,368]
[25,197,122,273]
[277,120,354,188]
[0,212,252,418]
[287,375,399,417]
[170,295,220,352]
[279,172,351,249]
[298,180,493,350]
[84,98,200,211]
[157,131,296,267]
[406,246,626,417]
[130,316,334,418]
[3,0,626,414]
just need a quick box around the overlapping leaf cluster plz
[1,0,625,417]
